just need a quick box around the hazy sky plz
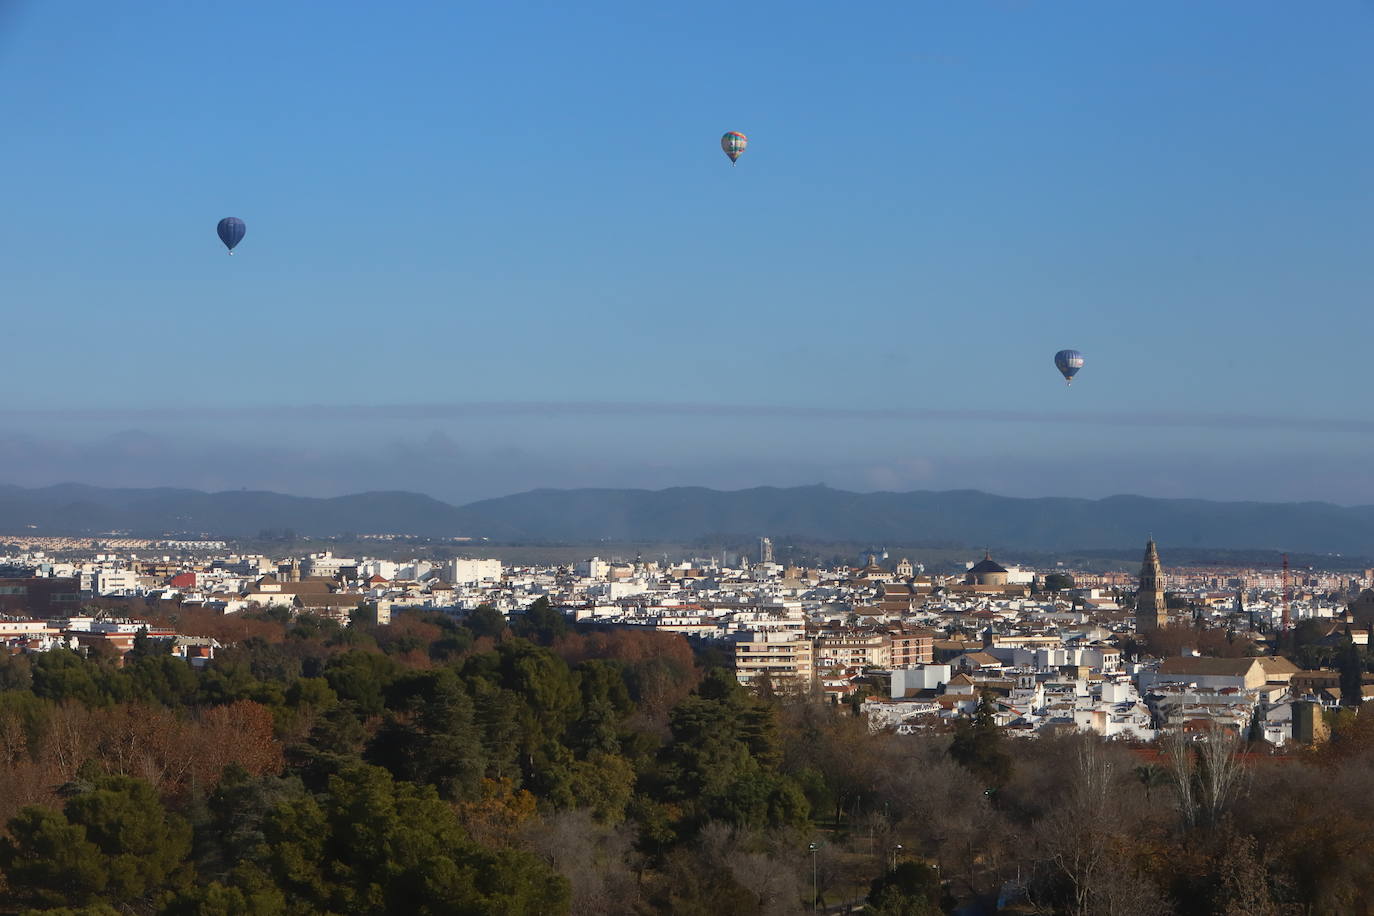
[1,1,1372,504]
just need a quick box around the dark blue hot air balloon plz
[217,217,246,254]
[1054,349,1085,386]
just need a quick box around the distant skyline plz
[2,1,1372,503]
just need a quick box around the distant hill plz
[0,483,1373,555]
[451,485,1374,554]
[0,484,481,540]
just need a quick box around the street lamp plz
[891,843,903,872]
[808,843,819,912]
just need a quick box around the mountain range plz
[0,483,1372,555]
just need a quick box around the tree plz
[949,693,1012,788]
[350,603,380,628]
[259,764,569,914]
[569,660,632,756]
[127,655,199,707]
[568,752,636,824]
[865,862,942,915]
[515,596,569,644]
[193,769,306,886]
[63,776,193,900]
[322,650,400,715]
[1135,763,1169,806]
[1338,639,1363,707]
[1043,573,1075,593]
[1165,727,1245,831]
[0,807,108,909]
[31,649,111,707]
[0,776,192,910]
[369,669,486,801]
[128,626,158,661]
[464,605,508,641]
[657,672,806,835]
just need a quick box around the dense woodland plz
[0,601,1373,914]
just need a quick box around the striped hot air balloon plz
[1054,349,1085,385]
[721,131,748,165]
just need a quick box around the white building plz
[576,557,611,579]
[93,568,141,596]
[446,558,503,586]
[889,664,953,698]
[301,552,356,578]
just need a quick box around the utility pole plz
[808,843,818,912]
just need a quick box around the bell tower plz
[1136,539,1168,631]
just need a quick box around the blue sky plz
[1,1,1372,504]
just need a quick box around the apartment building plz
[733,631,814,691]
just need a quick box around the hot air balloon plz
[217,217,246,255]
[721,131,748,165]
[1054,349,1085,385]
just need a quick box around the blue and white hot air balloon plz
[1054,349,1084,385]
[216,217,246,255]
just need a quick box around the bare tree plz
[1038,741,1114,915]
[1165,726,1245,830]
[1032,738,1169,916]
[1195,727,1247,829]
[521,809,642,916]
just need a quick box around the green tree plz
[322,650,400,715]
[949,693,1012,788]
[570,660,633,755]
[260,764,568,914]
[1043,573,1075,592]
[1135,763,1169,805]
[192,768,306,886]
[350,603,379,628]
[163,875,288,916]
[369,669,486,801]
[513,596,569,644]
[467,678,522,782]
[658,670,807,834]
[127,655,199,707]
[128,626,158,661]
[284,676,337,713]
[464,605,508,641]
[494,641,581,754]
[64,776,193,901]
[1338,640,1363,707]
[31,650,109,706]
[0,807,108,909]
[0,776,192,910]
[567,752,636,823]
[865,862,943,915]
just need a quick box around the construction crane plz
[1282,553,1291,631]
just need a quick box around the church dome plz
[965,552,1009,587]
[968,552,1007,575]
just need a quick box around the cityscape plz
[5,0,1374,913]
[1,534,1367,743]
[1,527,1373,910]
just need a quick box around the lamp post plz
[808,843,819,912]
[891,843,903,872]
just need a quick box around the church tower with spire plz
[1136,539,1168,631]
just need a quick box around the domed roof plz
[968,551,1007,575]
